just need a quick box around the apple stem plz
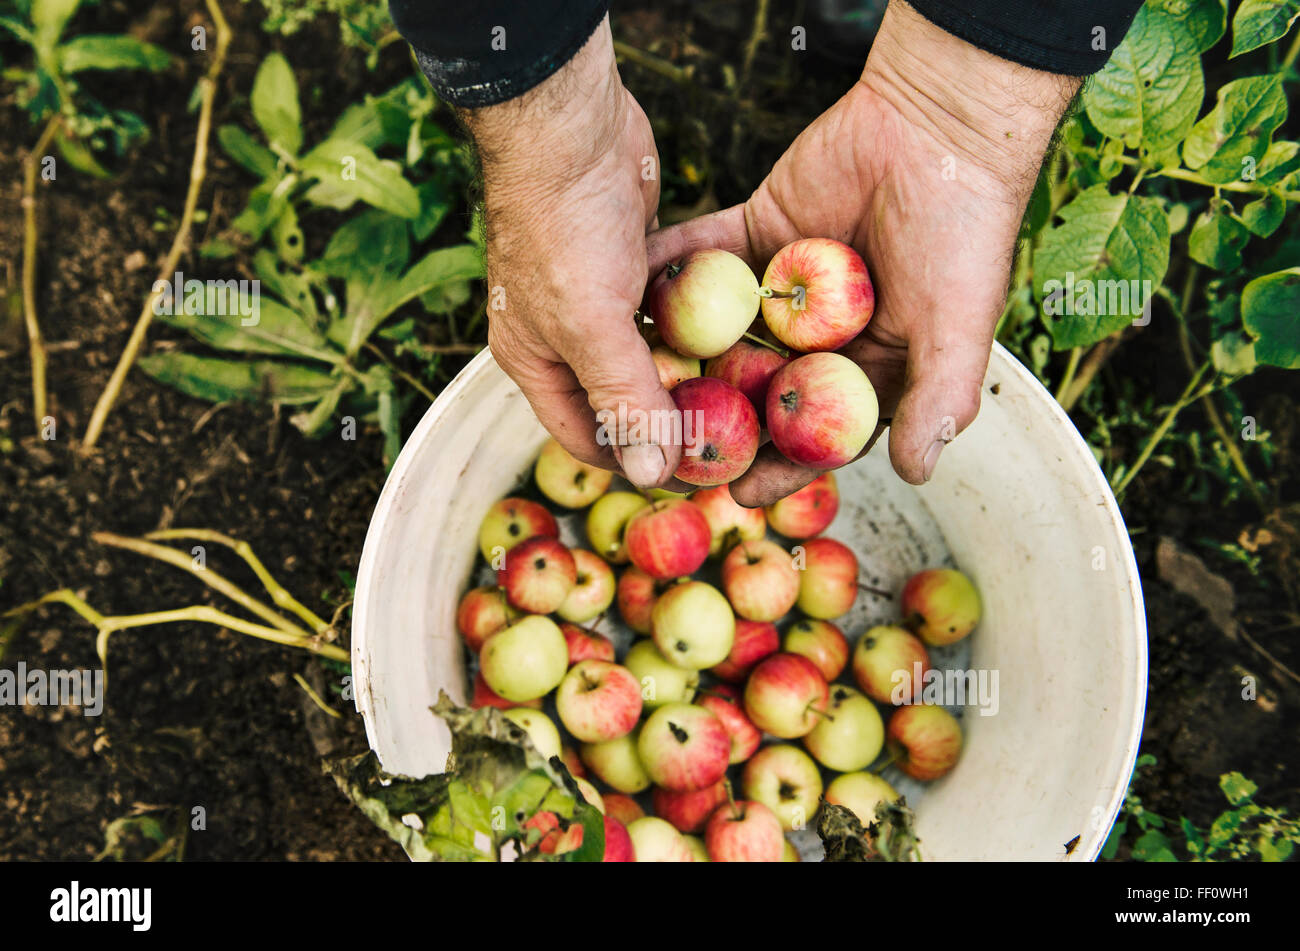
[807,704,836,723]
[756,286,797,300]
[741,332,790,358]
[723,779,742,820]
[858,583,893,599]
[870,749,899,775]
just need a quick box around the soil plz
[1,0,1297,861]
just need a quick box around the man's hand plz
[648,1,1080,505]
[465,16,682,488]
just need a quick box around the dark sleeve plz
[907,0,1145,76]
[388,0,609,108]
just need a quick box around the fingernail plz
[618,443,667,488]
[922,440,945,483]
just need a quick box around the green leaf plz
[250,52,302,156]
[420,278,472,316]
[1035,186,1171,349]
[1083,6,1204,153]
[271,203,305,265]
[1258,836,1293,862]
[1243,270,1300,368]
[1220,771,1259,806]
[58,35,172,73]
[55,129,110,178]
[1181,816,1206,856]
[1101,818,1127,859]
[1132,829,1178,861]
[299,139,420,218]
[1182,74,1287,184]
[381,244,483,318]
[217,123,278,179]
[317,208,411,279]
[137,353,340,406]
[1151,0,1228,52]
[412,179,452,243]
[289,382,347,438]
[1256,140,1300,184]
[1229,0,1300,57]
[155,292,341,364]
[1241,190,1285,236]
[1210,332,1258,376]
[253,249,322,323]
[31,0,80,51]
[1188,202,1250,270]
[229,172,296,242]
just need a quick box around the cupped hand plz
[468,17,687,489]
[648,1,1079,505]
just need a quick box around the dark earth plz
[1,0,1297,860]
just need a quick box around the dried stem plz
[83,0,231,448]
[21,114,61,431]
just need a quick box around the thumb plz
[887,323,993,485]
[553,317,684,489]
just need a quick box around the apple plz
[887,704,963,781]
[824,771,899,826]
[455,585,518,653]
[560,622,616,666]
[651,581,735,669]
[783,618,849,680]
[602,794,645,827]
[901,568,982,646]
[764,472,839,539]
[705,800,785,862]
[767,352,879,469]
[623,639,698,708]
[615,565,665,635]
[574,777,605,814]
[852,624,931,704]
[626,816,695,862]
[534,436,613,508]
[624,498,711,580]
[523,811,579,855]
[722,539,800,622]
[795,537,858,619]
[759,237,874,352]
[560,746,587,778]
[477,497,558,563]
[602,815,636,862]
[741,744,824,831]
[803,685,883,772]
[690,484,767,557]
[743,653,829,739]
[782,839,800,862]
[479,615,569,703]
[555,660,643,743]
[670,376,760,486]
[652,780,728,834]
[637,703,731,792]
[652,345,701,389]
[586,491,650,564]
[704,336,790,427]
[471,671,541,711]
[580,729,651,794]
[503,708,562,760]
[697,685,762,763]
[557,549,616,623]
[647,249,760,359]
[682,835,711,862]
[497,536,577,614]
[709,619,779,683]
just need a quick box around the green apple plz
[682,834,711,862]
[741,744,823,832]
[557,549,616,623]
[624,639,698,708]
[824,771,899,826]
[651,581,735,669]
[626,816,695,862]
[534,437,613,508]
[803,685,883,772]
[574,777,605,814]
[479,615,568,702]
[585,492,650,564]
[502,707,562,760]
[580,729,652,794]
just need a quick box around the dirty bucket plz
[351,343,1147,861]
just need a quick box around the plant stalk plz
[83,0,231,448]
[21,114,61,431]
[1112,362,1213,497]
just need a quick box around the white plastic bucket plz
[351,343,1147,861]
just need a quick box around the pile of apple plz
[646,238,881,485]
[457,436,983,862]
